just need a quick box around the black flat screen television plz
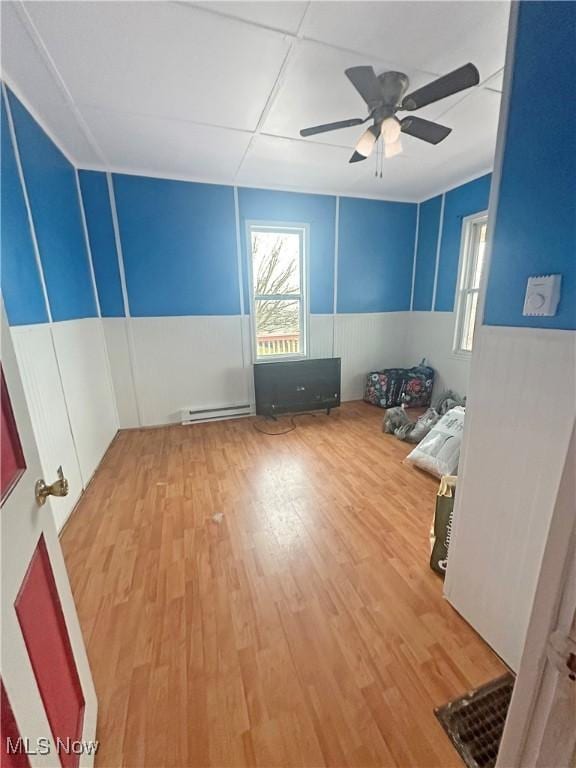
[254,358,341,417]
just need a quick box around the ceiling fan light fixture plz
[381,117,401,144]
[355,126,378,158]
[384,138,403,158]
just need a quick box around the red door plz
[1,302,97,768]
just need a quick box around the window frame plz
[245,220,310,364]
[453,210,488,357]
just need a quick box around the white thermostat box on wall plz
[523,274,562,316]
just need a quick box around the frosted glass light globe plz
[355,127,378,157]
[381,117,401,144]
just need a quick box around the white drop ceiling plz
[1,0,510,201]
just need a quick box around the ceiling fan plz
[300,63,480,163]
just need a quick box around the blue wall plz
[484,1,576,330]
[108,181,416,318]
[113,174,240,317]
[12,82,549,333]
[413,195,442,311]
[1,91,48,326]
[412,174,492,313]
[0,83,496,331]
[6,90,97,322]
[337,197,416,313]
[237,188,336,315]
[435,174,491,311]
[78,171,125,318]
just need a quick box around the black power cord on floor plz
[252,412,318,435]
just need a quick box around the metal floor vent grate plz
[435,673,514,768]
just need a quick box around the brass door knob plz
[35,466,69,507]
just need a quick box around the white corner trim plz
[106,172,143,426]
[106,173,130,319]
[410,202,420,311]
[233,186,247,370]
[75,168,121,430]
[233,188,245,318]
[431,193,446,312]
[332,195,340,356]
[74,169,102,319]
[476,2,519,330]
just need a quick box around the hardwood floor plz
[61,401,504,767]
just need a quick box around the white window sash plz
[453,212,488,356]
[246,221,309,362]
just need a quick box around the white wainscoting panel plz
[309,314,334,359]
[407,311,471,398]
[120,312,419,425]
[334,312,411,401]
[51,318,119,484]
[130,316,249,426]
[102,317,140,428]
[444,325,576,671]
[10,323,84,532]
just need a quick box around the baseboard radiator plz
[180,403,252,425]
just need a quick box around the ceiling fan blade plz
[349,151,368,163]
[345,66,383,106]
[300,117,366,137]
[401,63,480,111]
[400,116,452,144]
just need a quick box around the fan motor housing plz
[377,71,410,107]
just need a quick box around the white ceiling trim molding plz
[12,0,108,167]
[419,166,494,204]
[81,164,420,205]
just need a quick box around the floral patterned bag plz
[364,362,434,409]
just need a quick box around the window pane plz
[255,299,301,357]
[252,231,300,296]
[461,291,479,352]
[472,221,488,289]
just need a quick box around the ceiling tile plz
[345,155,424,201]
[424,3,510,82]
[192,1,309,34]
[80,106,252,181]
[237,134,364,192]
[23,1,290,131]
[402,88,501,198]
[302,1,509,81]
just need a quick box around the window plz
[454,213,488,354]
[248,223,307,360]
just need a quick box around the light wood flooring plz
[61,401,504,768]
